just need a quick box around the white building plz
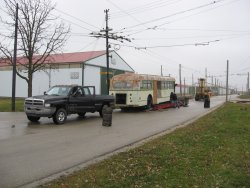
[0,50,134,97]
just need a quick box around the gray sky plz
[1,0,250,90]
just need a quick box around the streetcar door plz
[153,80,158,104]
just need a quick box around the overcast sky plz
[1,0,250,91]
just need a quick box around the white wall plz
[86,51,134,72]
[83,65,100,94]
[33,68,83,96]
[0,70,15,97]
[0,65,102,97]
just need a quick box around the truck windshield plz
[46,86,70,96]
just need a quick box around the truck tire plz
[78,112,86,117]
[27,116,40,122]
[53,108,67,124]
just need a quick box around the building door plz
[100,68,125,95]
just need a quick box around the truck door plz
[78,86,95,112]
[68,86,93,113]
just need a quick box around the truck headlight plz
[44,103,51,107]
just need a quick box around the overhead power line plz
[118,0,242,37]
[154,0,241,28]
[121,0,226,31]
[111,39,220,50]
[106,0,149,29]
[55,8,100,30]
[111,0,183,18]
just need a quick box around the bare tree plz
[0,0,70,97]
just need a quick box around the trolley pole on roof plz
[12,3,18,112]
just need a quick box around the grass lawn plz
[42,102,250,188]
[239,95,250,99]
[0,98,24,112]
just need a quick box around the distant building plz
[0,50,134,97]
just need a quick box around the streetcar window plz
[141,80,152,89]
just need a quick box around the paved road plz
[0,96,229,187]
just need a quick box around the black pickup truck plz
[24,85,114,124]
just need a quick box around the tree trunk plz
[28,73,33,97]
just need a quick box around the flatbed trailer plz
[152,96,189,110]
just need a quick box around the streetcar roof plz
[111,73,175,82]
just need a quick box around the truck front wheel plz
[53,108,67,124]
[27,116,40,122]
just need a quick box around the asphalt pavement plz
[0,95,230,187]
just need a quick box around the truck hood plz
[26,95,67,102]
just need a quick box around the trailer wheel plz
[53,108,67,124]
[27,116,40,122]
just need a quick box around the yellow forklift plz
[195,78,207,101]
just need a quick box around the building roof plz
[0,50,106,67]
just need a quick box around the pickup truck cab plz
[24,85,114,124]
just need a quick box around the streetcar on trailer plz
[109,73,176,110]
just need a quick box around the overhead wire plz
[124,0,242,37]
[118,0,234,37]
[110,39,220,49]
[121,0,226,31]
[117,0,243,39]
[106,0,149,29]
[155,0,242,28]
[111,0,183,18]
[54,8,101,30]
[134,33,250,41]
[112,39,207,78]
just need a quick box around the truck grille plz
[25,99,44,106]
[115,94,126,104]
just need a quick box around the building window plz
[70,72,79,79]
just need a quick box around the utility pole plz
[205,67,207,88]
[90,9,131,94]
[192,73,194,95]
[179,64,182,96]
[192,74,194,86]
[247,72,249,94]
[105,9,110,93]
[184,78,186,96]
[161,65,163,76]
[12,3,18,112]
[226,60,229,102]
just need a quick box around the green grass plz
[239,95,250,99]
[0,97,24,112]
[42,103,250,188]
